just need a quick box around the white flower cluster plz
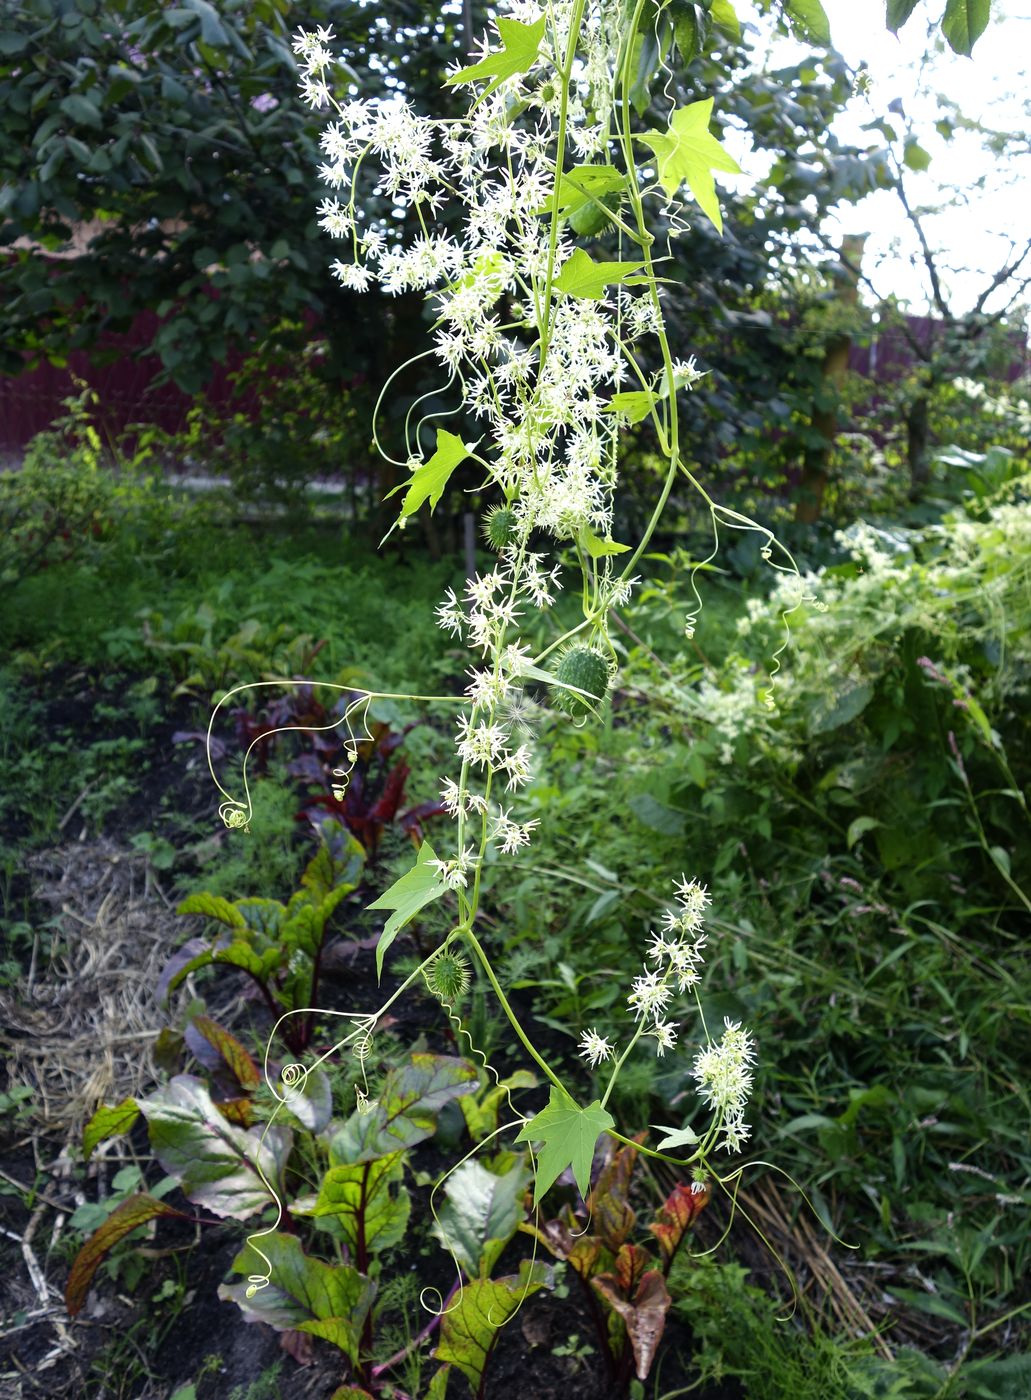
[627,876,712,1054]
[292,7,699,550]
[578,879,757,1151]
[692,1017,756,1152]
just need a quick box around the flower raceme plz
[580,877,756,1151]
[268,3,764,1263]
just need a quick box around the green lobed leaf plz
[137,1075,291,1220]
[941,0,991,54]
[552,248,646,300]
[515,1085,615,1204]
[581,525,632,559]
[311,1151,411,1257]
[431,1158,531,1279]
[330,1055,479,1164]
[367,841,448,980]
[606,389,660,424]
[387,431,475,529]
[652,1123,700,1152]
[83,1098,140,1162]
[219,1233,375,1362]
[434,1260,550,1390]
[447,15,547,98]
[634,99,741,234]
[66,1194,186,1315]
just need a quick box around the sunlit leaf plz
[446,15,546,99]
[387,430,475,526]
[582,526,632,559]
[635,100,741,233]
[782,0,831,45]
[606,389,660,424]
[553,248,646,300]
[941,0,990,54]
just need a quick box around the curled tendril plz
[219,801,250,831]
[280,1062,307,1090]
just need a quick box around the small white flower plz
[649,1018,679,1057]
[628,968,673,1022]
[578,1028,614,1068]
[435,587,465,636]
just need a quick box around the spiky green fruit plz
[483,505,518,551]
[551,645,610,717]
[425,949,471,1004]
[570,191,621,238]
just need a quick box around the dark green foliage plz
[0,0,478,392]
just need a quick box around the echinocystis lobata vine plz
[210,1,816,1313]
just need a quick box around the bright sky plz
[731,0,1031,318]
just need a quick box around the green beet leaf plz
[138,1074,291,1220]
[83,1097,140,1162]
[516,1085,615,1204]
[435,1259,551,1390]
[431,1157,531,1279]
[219,1233,374,1363]
[311,1151,411,1257]
[330,1054,479,1164]
[176,891,247,928]
[66,1192,187,1315]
